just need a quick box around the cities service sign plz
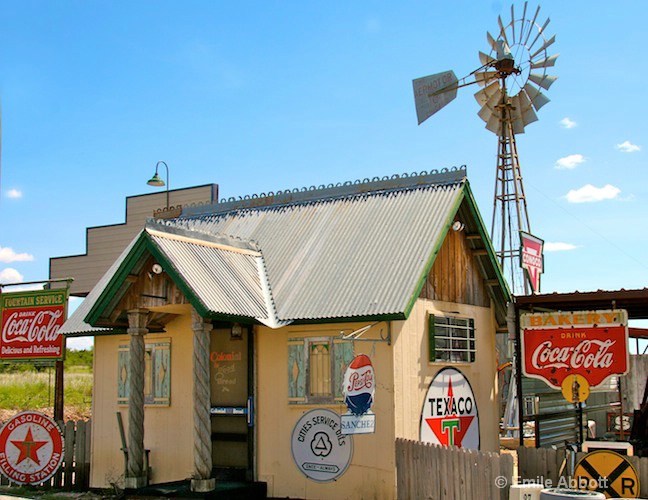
[521,309,629,390]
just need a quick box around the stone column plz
[191,308,215,492]
[125,309,149,489]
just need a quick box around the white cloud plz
[0,268,23,283]
[616,140,640,153]
[555,154,586,170]
[544,242,577,252]
[565,184,621,203]
[560,117,577,129]
[7,189,22,199]
[0,247,34,263]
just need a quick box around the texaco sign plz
[0,411,64,484]
[420,367,480,450]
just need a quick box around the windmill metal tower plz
[413,2,558,295]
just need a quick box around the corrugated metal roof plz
[61,167,512,334]
[162,176,464,321]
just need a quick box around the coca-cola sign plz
[1,290,67,360]
[521,309,628,389]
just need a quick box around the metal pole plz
[515,302,525,447]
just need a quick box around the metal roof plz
[61,167,511,334]
[163,171,466,321]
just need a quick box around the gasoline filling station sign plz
[420,367,480,450]
[291,409,353,482]
[0,411,65,484]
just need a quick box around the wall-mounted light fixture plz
[231,323,243,340]
[452,221,465,232]
[147,160,170,209]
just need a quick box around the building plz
[60,167,510,498]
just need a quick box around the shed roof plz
[61,167,510,335]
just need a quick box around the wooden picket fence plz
[396,438,514,500]
[0,419,91,491]
[518,445,648,498]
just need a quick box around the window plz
[428,315,475,363]
[118,339,171,406]
[288,337,354,404]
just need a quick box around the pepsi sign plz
[341,354,376,435]
[343,354,375,415]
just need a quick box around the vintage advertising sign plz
[574,450,640,498]
[291,409,353,482]
[0,411,65,485]
[420,368,480,450]
[521,309,629,390]
[341,354,376,435]
[0,289,67,361]
[519,231,544,293]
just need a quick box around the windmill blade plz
[523,83,550,111]
[477,86,503,122]
[479,51,496,66]
[474,81,500,106]
[529,17,551,50]
[497,15,509,45]
[510,94,525,134]
[523,5,541,46]
[486,31,498,52]
[528,73,558,90]
[530,53,559,69]
[517,90,538,127]
[530,34,556,59]
[485,113,502,134]
[412,70,459,125]
[510,5,516,43]
[519,1,529,41]
[474,70,498,87]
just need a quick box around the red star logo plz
[10,427,48,465]
[425,378,475,448]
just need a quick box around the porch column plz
[125,309,149,489]
[191,308,215,492]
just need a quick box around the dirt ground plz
[0,407,91,425]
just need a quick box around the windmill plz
[413,2,557,295]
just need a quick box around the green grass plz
[0,369,92,418]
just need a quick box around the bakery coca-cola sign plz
[1,290,67,360]
[521,309,628,389]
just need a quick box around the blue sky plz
[1,1,646,350]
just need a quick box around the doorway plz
[209,324,253,481]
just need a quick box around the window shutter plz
[153,341,171,405]
[118,344,129,405]
[428,314,436,362]
[333,340,355,401]
[288,338,306,403]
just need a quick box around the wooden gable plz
[419,225,491,308]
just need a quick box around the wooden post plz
[125,309,149,489]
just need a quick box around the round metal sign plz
[291,408,353,482]
[0,411,65,484]
[420,367,480,449]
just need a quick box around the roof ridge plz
[182,166,466,217]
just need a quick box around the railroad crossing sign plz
[574,450,640,498]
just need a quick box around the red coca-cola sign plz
[1,290,67,360]
[521,309,628,389]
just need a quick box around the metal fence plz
[395,438,514,500]
[0,419,91,491]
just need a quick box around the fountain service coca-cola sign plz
[1,290,67,360]
[521,309,628,389]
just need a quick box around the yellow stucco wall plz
[256,322,397,499]
[90,311,194,488]
[392,299,500,452]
